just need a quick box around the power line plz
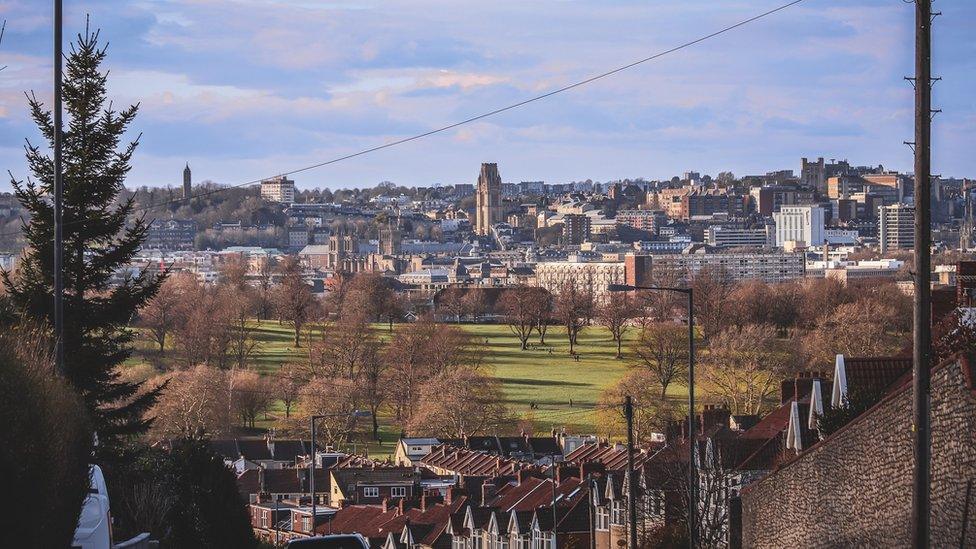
[0,0,805,241]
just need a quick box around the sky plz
[0,0,974,192]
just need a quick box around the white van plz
[72,465,113,549]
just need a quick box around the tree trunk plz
[615,336,622,359]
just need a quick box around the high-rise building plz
[878,204,915,253]
[774,205,825,248]
[182,163,192,199]
[475,163,502,236]
[562,214,592,245]
[260,175,296,203]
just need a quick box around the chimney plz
[382,497,391,513]
[700,405,730,431]
[258,467,266,495]
[482,480,498,503]
[580,461,606,479]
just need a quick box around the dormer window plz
[363,487,380,498]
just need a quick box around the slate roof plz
[563,442,648,471]
[420,445,525,476]
[236,467,330,499]
[844,357,913,398]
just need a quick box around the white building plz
[774,205,825,248]
[260,176,296,203]
[706,226,773,248]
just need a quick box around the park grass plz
[129,320,690,457]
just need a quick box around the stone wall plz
[741,359,976,548]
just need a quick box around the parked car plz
[286,534,370,549]
[72,465,112,549]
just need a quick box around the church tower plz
[182,163,192,199]
[475,163,502,236]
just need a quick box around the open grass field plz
[130,320,690,457]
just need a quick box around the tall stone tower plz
[476,163,502,236]
[182,163,192,199]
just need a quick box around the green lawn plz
[130,320,688,457]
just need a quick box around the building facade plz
[476,163,502,236]
[616,209,666,235]
[774,205,825,248]
[878,204,915,253]
[706,226,773,249]
[261,176,296,203]
[652,252,806,283]
[562,214,592,245]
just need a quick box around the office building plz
[706,226,773,248]
[774,205,825,248]
[878,204,915,253]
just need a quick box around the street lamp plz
[607,283,696,548]
[309,410,372,535]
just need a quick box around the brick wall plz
[741,359,976,548]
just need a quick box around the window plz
[391,486,407,498]
[611,500,625,525]
[363,487,380,498]
[302,516,312,532]
[533,531,554,549]
[473,530,484,549]
[261,511,269,528]
[596,505,609,530]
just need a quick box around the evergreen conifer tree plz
[2,27,163,457]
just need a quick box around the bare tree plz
[293,377,367,448]
[171,278,235,369]
[704,324,794,414]
[230,369,273,428]
[498,286,538,350]
[273,255,316,347]
[383,318,477,422]
[275,362,305,419]
[801,299,903,366]
[439,287,466,323]
[138,273,182,354]
[597,370,684,446]
[528,287,553,344]
[407,367,511,437]
[632,322,689,399]
[690,267,733,341]
[597,292,635,359]
[553,280,593,355]
[149,365,231,440]
[462,289,488,322]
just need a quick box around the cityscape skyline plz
[0,0,974,193]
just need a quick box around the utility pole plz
[624,396,638,549]
[686,290,697,549]
[911,0,934,545]
[310,417,318,536]
[52,0,65,373]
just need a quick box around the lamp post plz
[608,283,696,548]
[309,410,372,536]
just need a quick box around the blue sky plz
[0,0,973,191]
